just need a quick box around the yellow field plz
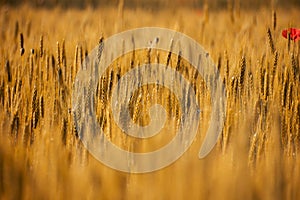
[0,2,300,199]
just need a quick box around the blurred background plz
[0,0,299,9]
[0,0,299,199]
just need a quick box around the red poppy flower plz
[282,28,300,41]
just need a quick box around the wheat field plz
[0,1,300,199]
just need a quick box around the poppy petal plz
[282,28,300,41]
[282,30,288,38]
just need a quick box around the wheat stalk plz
[238,56,246,94]
[267,28,275,54]
[39,35,43,57]
[5,60,11,83]
[224,50,229,84]
[31,85,39,129]
[272,10,277,30]
[56,41,60,68]
[20,33,25,56]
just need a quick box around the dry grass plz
[0,3,300,200]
